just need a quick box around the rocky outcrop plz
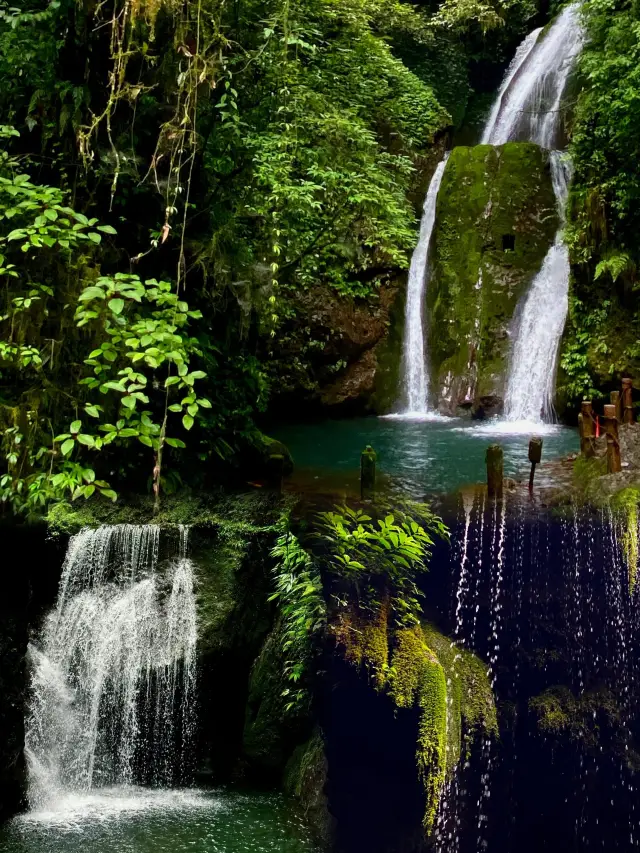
[427,142,558,415]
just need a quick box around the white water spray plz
[26,525,198,810]
[398,154,449,415]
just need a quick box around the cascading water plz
[26,524,197,810]
[397,154,449,415]
[482,4,584,147]
[503,152,572,422]
[480,26,543,145]
[480,5,584,424]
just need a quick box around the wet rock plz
[426,143,558,415]
[472,394,504,419]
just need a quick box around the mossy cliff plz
[427,143,558,415]
[331,606,497,834]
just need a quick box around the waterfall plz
[480,26,543,145]
[503,152,572,422]
[398,154,449,415]
[480,5,584,424]
[482,4,584,147]
[26,524,197,810]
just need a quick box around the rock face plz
[427,142,558,415]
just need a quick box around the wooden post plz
[603,403,622,473]
[611,390,623,425]
[486,444,503,500]
[528,436,543,492]
[580,400,595,458]
[361,445,377,499]
[267,453,284,493]
[622,377,634,425]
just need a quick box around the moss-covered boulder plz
[242,624,297,773]
[427,142,558,415]
[284,728,334,845]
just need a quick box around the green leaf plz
[85,405,100,418]
[61,438,75,456]
[87,232,101,244]
[109,298,125,315]
[165,437,186,448]
[101,489,118,501]
[98,224,117,234]
[77,434,95,447]
[70,420,81,434]
[182,414,194,431]
[138,435,153,447]
[165,376,181,387]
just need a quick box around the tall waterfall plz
[481,3,583,423]
[398,154,449,415]
[482,4,584,147]
[504,152,572,422]
[26,524,197,809]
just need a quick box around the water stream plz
[503,152,572,422]
[481,4,584,147]
[399,154,449,415]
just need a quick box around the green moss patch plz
[427,143,558,412]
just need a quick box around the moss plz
[572,455,607,498]
[283,728,334,846]
[427,143,558,412]
[387,626,447,833]
[611,487,640,593]
[46,489,294,536]
[332,609,497,835]
[369,279,406,413]
[422,625,498,761]
[331,601,390,691]
[529,686,629,758]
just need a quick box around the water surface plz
[275,416,578,498]
[0,787,317,853]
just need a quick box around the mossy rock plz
[242,623,308,775]
[283,728,334,846]
[427,142,558,414]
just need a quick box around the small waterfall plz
[482,4,584,147]
[26,525,197,809]
[398,154,449,415]
[504,152,572,422]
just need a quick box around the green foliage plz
[0,130,208,513]
[316,502,448,626]
[559,297,610,403]
[317,501,468,835]
[388,626,448,832]
[269,530,326,713]
[565,0,640,400]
